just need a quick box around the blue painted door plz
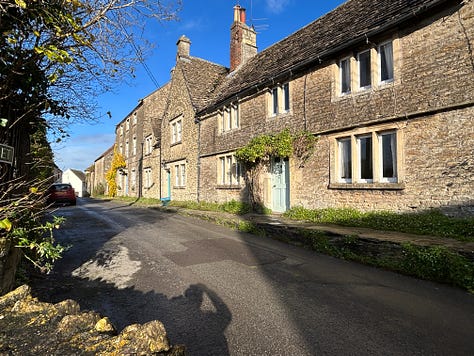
[271,157,290,212]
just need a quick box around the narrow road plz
[30,198,474,355]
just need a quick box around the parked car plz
[46,183,76,206]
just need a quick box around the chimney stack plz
[230,5,257,71]
[176,35,191,59]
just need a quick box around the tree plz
[0,0,181,289]
[0,0,181,181]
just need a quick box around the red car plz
[46,183,77,206]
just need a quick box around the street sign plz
[0,144,14,165]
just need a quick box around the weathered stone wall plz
[160,63,199,202]
[199,2,474,214]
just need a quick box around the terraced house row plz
[87,0,474,216]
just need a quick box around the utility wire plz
[115,17,160,88]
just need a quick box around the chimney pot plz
[240,8,246,23]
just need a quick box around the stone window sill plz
[329,182,405,190]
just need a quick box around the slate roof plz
[200,0,457,114]
[178,56,229,112]
[69,169,86,181]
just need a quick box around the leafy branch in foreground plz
[0,179,66,273]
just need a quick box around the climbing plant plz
[105,147,126,197]
[235,129,318,209]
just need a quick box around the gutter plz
[196,0,460,117]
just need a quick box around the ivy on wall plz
[235,129,318,209]
[105,147,126,197]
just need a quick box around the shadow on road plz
[29,199,232,356]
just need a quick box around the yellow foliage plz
[105,147,126,197]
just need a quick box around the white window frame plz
[378,41,394,84]
[337,137,352,183]
[174,163,186,187]
[340,57,352,95]
[171,117,182,144]
[379,131,398,183]
[221,102,240,132]
[218,154,242,186]
[144,168,152,188]
[145,135,153,155]
[333,127,400,186]
[269,82,291,117]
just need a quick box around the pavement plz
[156,206,474,262]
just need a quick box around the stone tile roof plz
[201,0,456,113]
[178,57,229,112]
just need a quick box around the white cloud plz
[265,0,290,14]
[53,133,115,171]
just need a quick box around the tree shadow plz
[28,199,232,356]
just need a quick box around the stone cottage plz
[94,0,473,216]
[196,0,474,215]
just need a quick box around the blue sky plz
[53,0,346,171]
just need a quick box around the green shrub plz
[400,243,474,292]
[284,207,474,242]
[92,182,105,197]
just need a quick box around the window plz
[357,135,373,182]
[125,140,129,157]
[132,137,137,156]
[119,143,123,154]
[126,118,130,131]
[379,41,394,83]
[358,50,371,89]
[340,57,351,94]
[145,135,153,155]
[269,82,291,116]
[334,128,399,185]
[338,138,352,183]
[272,87,279,115]
[171,118,182,144]
[337,40,395,97]
[131,169,136,190]
[144,168,152,188]
[120,125,124,136]
[132,112,137,125]
[221,102,239,132]
[218,154,242,186]
[174,163,186,187]
[380,132,397,182]
[283,83,290,112]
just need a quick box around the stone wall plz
[198,1,474,215]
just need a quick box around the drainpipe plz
[196,116,201,202]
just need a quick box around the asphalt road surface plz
[30,198,474,356]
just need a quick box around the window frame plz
[171,117,182,145]
[268,82,291,117]
[378,41,394,84]
[331,126,402,188]
[174,163,186,187]
[218,154,242,187]
[337,137,352,183]
[358,49,372,90]
[339,57,352,95]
